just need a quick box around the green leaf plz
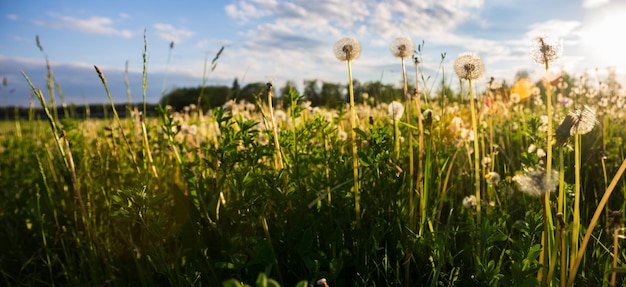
[222,279,245,287]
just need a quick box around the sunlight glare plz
[582,8,626,69]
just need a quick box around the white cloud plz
[35,15,135,38]
[7,14,18,20]
[225,0,274,22]
[583,0,610,9]
[153,23,194,44]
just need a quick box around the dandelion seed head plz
[482,157,492,168]
[390,36,415,58]
[454,52,485,80]
[463,195,477,208]
[485,172,501,186]
[334,37,361,61]
[448,117,464,135]
[513,168,559,197]
[510,93,521,104]
[556,105,598,145]
[316,278,329,287]
[531,35,562,65]
[388,101,405,120]
[461,128,474,142]
[537,148,546,158]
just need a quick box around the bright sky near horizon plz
[1,0,625,106]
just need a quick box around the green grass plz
[1,39,626,287]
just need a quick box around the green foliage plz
[4,56,626,287]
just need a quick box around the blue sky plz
[1,0,625,106]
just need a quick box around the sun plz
[581,7,626,69]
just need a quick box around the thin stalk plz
[347,59,360,224]
[400,57,415,230]
[267,83,284,170]
[142,30,148,117]
[570,134,581,270]
[346,60,361,225]
[468,79,481,225]
[141,114,159,179]
[94,65,141,174]
[124,60,132,121]
[567,156,626,286]
[558,147,568,286]
[415,60,426,233]
[261,216,284,285]
[610,224,619,287]
[540,60,555,284]
[22,72,68,168]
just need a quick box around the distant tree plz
[303,80,321,106]
[279,80,298,98]
[238,82,267,103]
[320,82,344,108]
[231,78,241,99]
[160,85,231,111]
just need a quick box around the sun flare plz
[582,7,626,68]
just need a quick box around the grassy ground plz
[1,37,626,287]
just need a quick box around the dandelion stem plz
[415,61,426,234]
[570,134,581,270]
[347,59,360,224]
[567,156,626,286]
[468,79,481,225]
[267,83,284,170]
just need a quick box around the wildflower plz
[531,35,562,65]
[460,128,474,142]
[463,195,477,208]
[536,148,546,158]
[510,93,521,104]
[388,101,404,120]
[454,52,485,80]
[186,124,198,136]
[482,157,492,168]
[333,37,361,61]
[485,172,501,186]
[316,278,330,287]
[390,36,414,59]
[449,117,464,135]
[422,109,433,128]
[555,105,598,145]
[338,130,348,141]
[528,144,537,154]
[513,167,559,197]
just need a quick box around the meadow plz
[1,35,626,287]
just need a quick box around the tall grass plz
[1,33,625,287]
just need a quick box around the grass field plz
[1,36,626,287]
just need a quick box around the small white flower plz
[388,101,405,120]
[463,195,477,208]
[536,148,546,158]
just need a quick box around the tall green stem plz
[539,61,555,285]
[567,156,626,286]
[415,61,426,233]
[570,134,581,269]
[468,79,481,225]
[347,60,360,223]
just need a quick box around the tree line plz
[158,78,440,111]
